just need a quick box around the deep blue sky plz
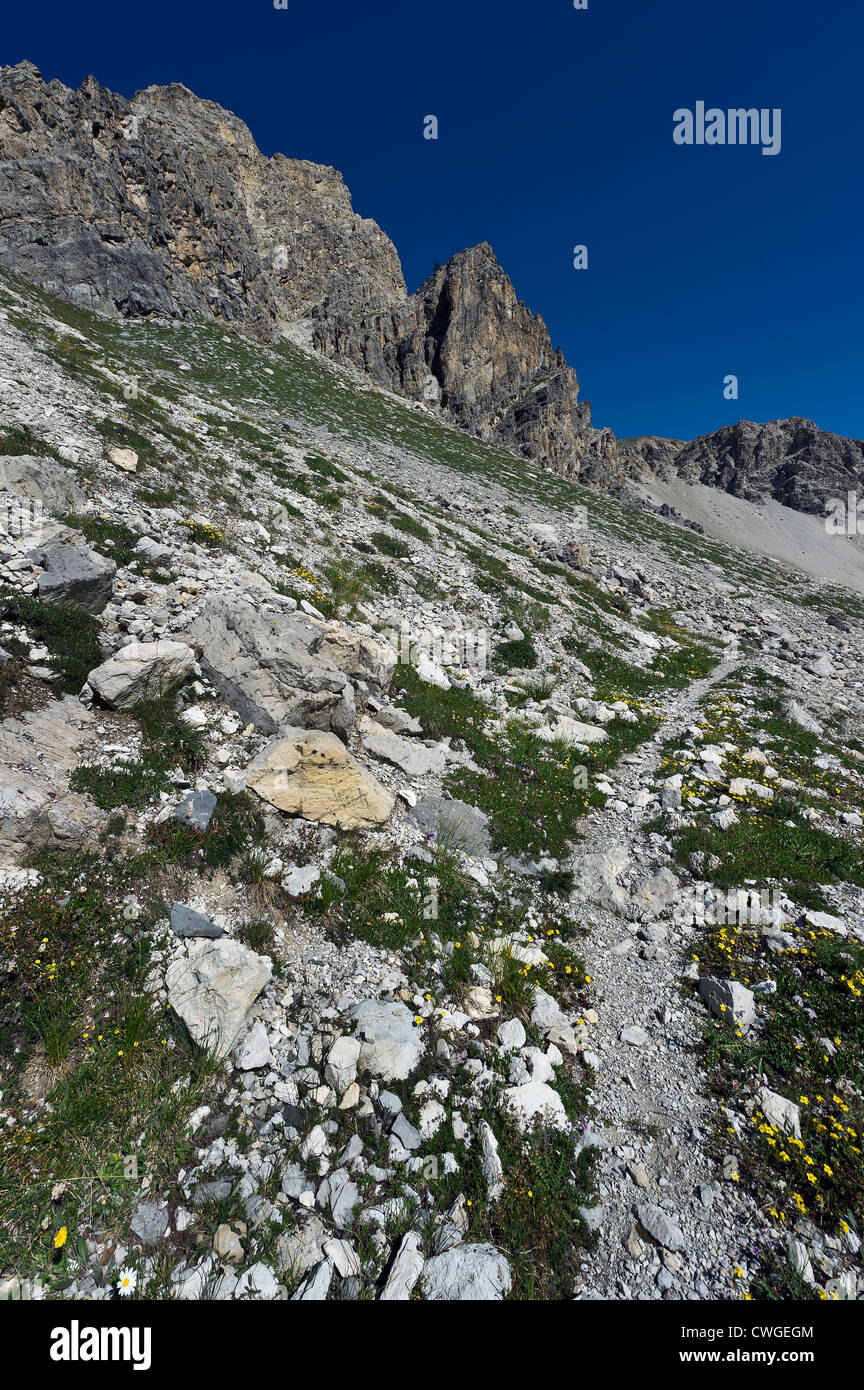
[3,0,862,442]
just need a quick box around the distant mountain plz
[620,418,864,517]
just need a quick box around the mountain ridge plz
[1,60,862,517]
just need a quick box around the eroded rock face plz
[189,598,355,735]
[187,597,395,736]
[33,543,116,614]
[245,727,395,830]
[420,1243,512,1301]
[0,695,102,860]
[0,61,406,339]
[621,417,864,517]
[0,454,86,513]
[0,67,616,484]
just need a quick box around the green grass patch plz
[0,589,102,697]
[397,664,657,856]
[62,511,140,568]
[69,695,206,810]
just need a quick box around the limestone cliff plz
[4,62,860,512]
[0,61,406,337]
[0,63,614,482]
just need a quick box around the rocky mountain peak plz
[314,239,617,481]
[2,61,862,517]
[0,62,615,482]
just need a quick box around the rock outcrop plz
[165,937,272,1060]
[0,695,102,859]
[3,60,861,522]
[246,727,395,830]
[86,638,196,707]
[32,542,116,614]
[0,64,614,482]
[186,597,394,736]
[0,454,86,513]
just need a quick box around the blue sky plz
[3,0,862,442]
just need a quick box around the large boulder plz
[187,597,359,735]
[356,715,447,777]
[86,639,196,708]
[246,727,394,829]
[165,937,272,1060]
[534,715,607,747]
[408,796,492,855]
[698,976,756,1031]
[504,1080,570,1131]
[33,543,116,614]
[756,1086,802,1138]
[0,453,86,515]
[636,1203,686,1253]
[315,625,397,690]
[420,1243,511,1301]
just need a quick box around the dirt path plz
[570,656,760,1300]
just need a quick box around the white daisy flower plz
[116,1265,137,1297]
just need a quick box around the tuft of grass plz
[70,695,206,810]
[0,589,103,697]
[0,424,63,460]
[145,791,266,872]
[493,637,538,672]
[369,530,409,559]
[62,511,140,568]
[234,917,276,954]
[397,663,657,856]
[0,849,220,1299]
